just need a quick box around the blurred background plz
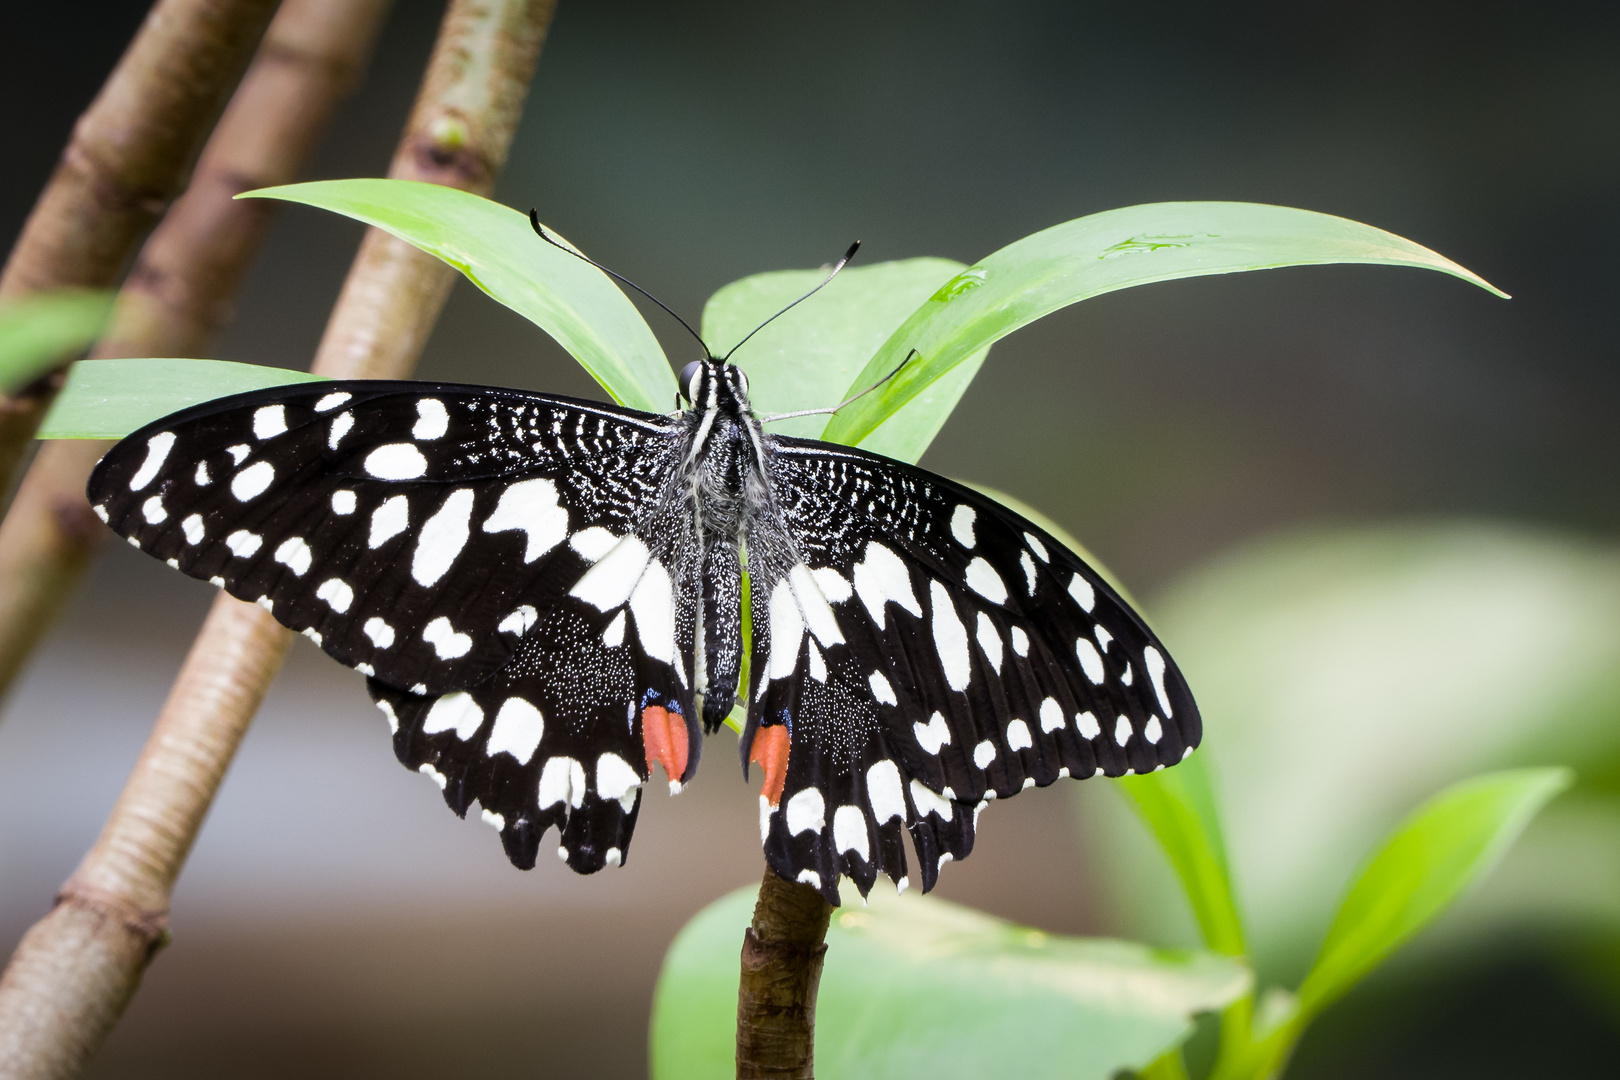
[2,0,1617,1076]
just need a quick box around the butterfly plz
[86,246,1200,904]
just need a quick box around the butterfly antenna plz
[759,349,917,424]
[719,240,860,363]
[530,210,712,358]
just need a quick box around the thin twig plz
[737,868,836,1080]
[0,0,396,706]
[0,2,556,1075]
[0,0,281,512]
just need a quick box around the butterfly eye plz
[678,361,704,403]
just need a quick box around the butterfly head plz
[678,358,750,411]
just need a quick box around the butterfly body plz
[89,360,1200,903]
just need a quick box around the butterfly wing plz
[743,436,1200,902]
[89,380,700,870]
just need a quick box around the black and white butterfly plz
[88,353,1199,903]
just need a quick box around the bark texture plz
[0,0,281,509]
[0,0,395,705]
[0,2,556,1077]
[737,870,837,1080]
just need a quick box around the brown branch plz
[0,2,557,1075]
[0,0,395,706]
[0,0,281,513]
[737,868,836,1080]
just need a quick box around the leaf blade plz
[244,179,672,411]
[823,202,1507,447]
[0,291,114,393]
[38,358,328,439]
[651,885,1250,1080]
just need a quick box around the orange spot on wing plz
[749,725,791,807]
[641,705,689,782]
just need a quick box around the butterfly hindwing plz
[742,436,1200,902]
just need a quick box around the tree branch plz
[0,0,281,512]
[0,0,395,706]
[737,868,836,1080]
[0,2,557,1075]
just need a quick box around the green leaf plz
[1118,755,1246,959]
[243,179,672,412]
[701,258,988,463]
[651,885,1250,1080]
[37,358,327,439]
[0,291,113,392]
[823,202,1507,448]
[1291,766,1570,1022]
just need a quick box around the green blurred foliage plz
[0,290,111,392]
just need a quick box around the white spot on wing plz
[833,806,870,862]
[868,670,897,706]
[226,444,250,465]
[273,537,312,576]
[413,398,449,440]
[768,577,805,681]
[231,461,275,501]
[368,495,409,548]
[973,740,996,769]
[866,761,904,824]
[1006,719,1032,751]
[327,412,353,450]
[330,489,356,514]
[364,443,427,480]
[913,711,951,755]
[965,558,1008,604]
[568,526,618,563]
[797,870,821,888]
[481,809,505,831]
[595,752,642,802]
[975,611,1003,670]
[193,461,211,486]
[1144,646,1173,717]
[314,392,350,412]
[950,504,977,547]
[419,764,447,790]
[363,617,395,649]
[141,495,167,524]
[1010,626,1029,657]
[315,578,353,613]
[128,432,175,491]
[852,542,921,628]
[483,478,568,562]
[487,697,544,763]
[789,563,844,647]
[785,788,825,835]
[225,530,262,558]
[810,566,852,603]
[601,610,626,647]
[929,580,971,691]
[1039,697,1064,733]
[1075,638,1106,683]
[422,616,472,659]
[412,489,474,586]
[629,558,675,664]
[1025,533,1049,561]
[1068,574,1096,612]
[253,405,287,439]
[910,780,953,820]
[423,692,483,739]
[498,605,537,635]
[569,535,651,611]
[1020,550,1038,594]
[1114,715,1132,747]
[1077,711,1101,739]
[181,514,204,545]
[1145,716,1164,744]
[538,756,587,809]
